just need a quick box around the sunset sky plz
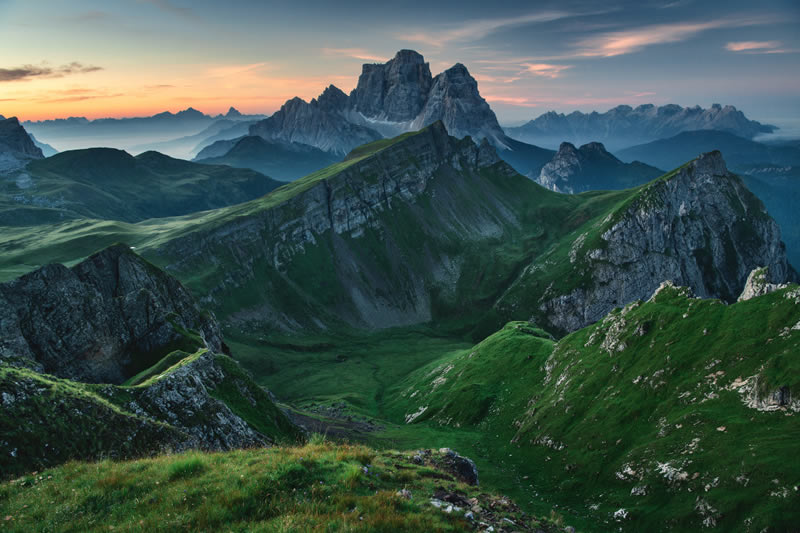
[1,0,798,129]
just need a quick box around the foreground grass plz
[0,440,563,533]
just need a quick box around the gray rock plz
[737,266,789,301]
[0,244,224,383]
[0,117,43,174]
[531,151,795,333]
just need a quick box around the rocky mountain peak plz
[225,106,242,117]
[350,49,432,122]
[0,116,44,158]
[688,149,727,176]
[315,84,349,113]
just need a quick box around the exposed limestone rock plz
[0,244,224,384]
[738,266,789,301]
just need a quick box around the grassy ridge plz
[0,350,302,477]
[387,285,800,531]
[0,440,564,532]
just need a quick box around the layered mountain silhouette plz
[536,141,663,193]
[506,103,777,150]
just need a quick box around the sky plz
[1,0,799,130]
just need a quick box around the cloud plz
[574,16,777,57]
[322,48,389,62]
[398,11,576,48]
[33,88,123,103]
[725,41,791,54]
[521,63,572,78]
[0,62,103,82]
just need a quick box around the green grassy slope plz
[0,441,567,533]
[0,349,301,477]
[387,285,800,531]
[0,148,282,224]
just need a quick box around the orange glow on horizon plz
[0,65,358,121]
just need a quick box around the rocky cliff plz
[0,117,44,173]
[537,141,662,193]
[500,151,795,333]
[0,244,224,384]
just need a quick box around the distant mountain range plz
[617,129,800,170]
[21,107,265,156]
[505,104,776,150]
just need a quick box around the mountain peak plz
[225,106,242,117]
[391,49,425,64]
[689,150,728,176]
[0,116,44,162]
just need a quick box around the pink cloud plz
[321,48,389,62]
[521,63,572,78]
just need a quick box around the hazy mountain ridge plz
[506,104,777,150]
[194,135,338,181]
[0,148,282,224]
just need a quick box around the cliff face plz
[0,244,224,384]
[510,151,795,333]
[349,49,433,122]
[0,117,44,173]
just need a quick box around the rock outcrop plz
[529,151,795,332]
[537,141,662,193]
[0,244,224,384]
[738,266,789,301]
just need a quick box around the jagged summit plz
[248,50,508,156]
[0,116,44,173]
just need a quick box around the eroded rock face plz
[0,244,223,384]
[122,352,270,449]
[535,151,795,333]
[350,50,433,122]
